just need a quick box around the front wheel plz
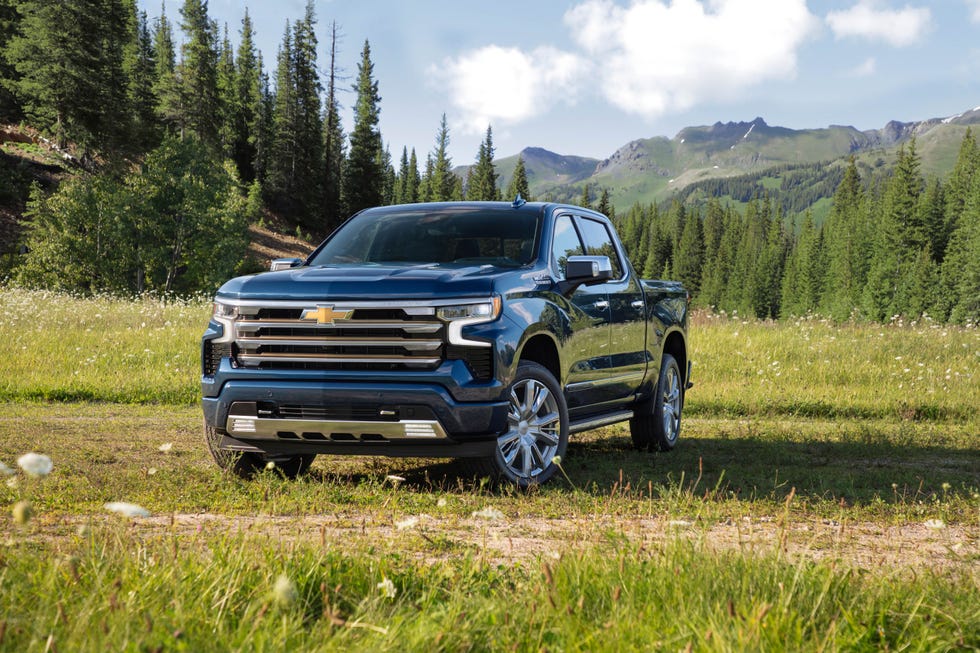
[630,353,684,452]
[492,361,569,487]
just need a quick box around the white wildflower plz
[395,516,419,531]
[472,506,504,520]
[265,461,276,471]
[157,442,173,453]
[17,453,53,478]
[924,519,945,530]
[436,497,448,508]
[385,474,406,488]
[147,467,158,476]
[551,455,562,465]
[104,502,151,518]
[272,574,298,607]
[377,576,397,599]
[6,477,18,489]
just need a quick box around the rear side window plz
[550,215,584,279]
[576,218,624,279]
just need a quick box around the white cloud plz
[968,0,980,22]
[826,1,932,47]
[850,57,877,76]
[433,45,584,133]
[564,0,818,118]
[437,1,816,127]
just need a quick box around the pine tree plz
[418,153,434,202]
[215,23,236,159]
[177,0,220,148]
[820,158,867,321]
[0,0,22,120]
[266,22,296,213]
[125,6,159,151]
[943,128,978,239]
[9,0,131,153]
[230,9,261,183]
[152,5,180,133]
[428,114,456,202]
[342,40,384,215]
[597,188,613,218]
[406,148,420,203]
[466,125,500,201]
[780,212,822,317]
[289,1,323,232]
[672,207,704,295]
[863,142,924,319]
[505,154,531,202]
[321,20,345,231]
[578,184,591,210]
[941,166,980,324]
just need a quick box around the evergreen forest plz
[0,0,977,324]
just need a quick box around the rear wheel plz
[204,421,315,479]
[491,361,569,487]
[630,353,683,452]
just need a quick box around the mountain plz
[489,105,980,215]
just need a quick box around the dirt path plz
[80,511,978,572]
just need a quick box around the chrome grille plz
[231,303,445,371]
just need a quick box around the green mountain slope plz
[484,105,980,215]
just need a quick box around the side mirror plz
[559,256,613,295]
[270,257,303,272]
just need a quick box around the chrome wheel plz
[497,376,562,482]
[660,363,681,445]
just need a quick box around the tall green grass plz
[0,525,975,652]
[1,290,977,423]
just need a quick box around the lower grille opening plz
[330,433,356,441]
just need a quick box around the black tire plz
[490,361,569,487]
[204,421,315,479]
[630,353,684,452]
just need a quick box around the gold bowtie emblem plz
[301,305,352,325]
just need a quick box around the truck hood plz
[215,263,509,301]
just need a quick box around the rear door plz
[574,216,648,405]
[549,214,611,412]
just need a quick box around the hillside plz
[490,105,980,214]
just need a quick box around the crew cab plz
[202,200,691,486]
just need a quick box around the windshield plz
[307,206,541,267]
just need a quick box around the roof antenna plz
[511,194,526,208]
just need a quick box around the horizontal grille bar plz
[237,353,441,366]
[236,337,442,351]
[236,320,442,333]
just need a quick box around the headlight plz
[212,301,239,344]
[438,297,501,347]
[213,302,239,319]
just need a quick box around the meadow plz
[0,289,977,651]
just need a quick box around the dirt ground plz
[59,511,979,573]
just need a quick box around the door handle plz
[630,299,644,310]
[593,300,610,311]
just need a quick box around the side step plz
[569,409,634,434]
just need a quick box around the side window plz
[576,218,624,279]
[550,215,583,279]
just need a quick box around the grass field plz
[0,289,978,651]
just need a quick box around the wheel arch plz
[517,333,561,383]
[662,329,688,386]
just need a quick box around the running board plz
[569,410,634,434]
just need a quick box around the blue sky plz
[141,1,980,163]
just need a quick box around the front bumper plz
[202,379,509,458]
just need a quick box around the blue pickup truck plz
[202,200,691,486]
